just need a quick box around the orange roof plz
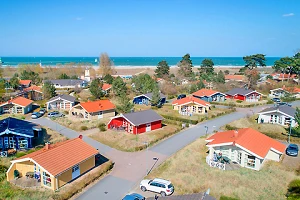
[24,85,42,92]
[16,137,98,176]
[206,128,286,158]
[102,83,112,91]
[0,96,33,107]
[272,73,297,79]
[225,75,245,81]
[172,96,210,107]
[192,88,222,97]
[286,87,300,93]
[80,99,115,113]
[19,80,31,85]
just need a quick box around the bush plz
[15,152,27,158]
[21,116,25,120]
[220,196,240,200]
[161,114,198,124]
[63,111,69,115]
[286,179,300,199]
[98,123,106,132]
[80,126,88,131]
[0,165,8,173]
[236,100,243,103]
[225,124,237,130]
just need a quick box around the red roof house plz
[108,109,163,134]
[225,75,245,82]
[102,83,112,94]
[205,128,286,170]
[70,99,115,120]
[226,88,262,102]
[6,136,99,190]
[192,88,226,102]
[19,80,32,88]
[23,85,43,100]
[0,96,33,114]
[172,96,211,115]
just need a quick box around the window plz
[72,165,79,173]
[0,138,2,148]
[18,138,28,149]
[192,106,196,113]
[247,155,256,168]
[42,172,51,187]
[198,107,203,113]
[238,152,242,164]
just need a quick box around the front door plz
[146,123,151,132]
[72,165,80,179]
[8,137,15,148]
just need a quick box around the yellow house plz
[69,99,115,120]
[6,136,99,190]
[172,96,211,115]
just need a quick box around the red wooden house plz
[107,109,163,134]
[226,88,262,102]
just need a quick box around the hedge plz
[210,101,267,108]
[161,114,198,124]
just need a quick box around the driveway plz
[30,103,295,200]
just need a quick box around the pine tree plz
[89,79,104,99]
[155,60,170,78]
[112,77,127,97]
[42,81,56,99]
[178,54,193,78]
[151,86,160,105]
[199,59,214,75]
[117,92,134,113]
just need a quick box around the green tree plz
[112,76,127,97]
[273,57,294,82]
[20,70,41,85]
[178,53,193,78]
[216,70,225,83]
[42,81,56,99]
[98,53,114,76]
[292,52,300,85]
[199,59,214,75]
[89,79,104,99]
[116,93,134,113]
[224,70,230,75]
[242,54,266,88]
[292,108,300,135]
[132,74,156,94]
[151,85,160,105]
[197,79,205,89]
[189,84,198,93]
[103,74,114,84]
[58,73,70,79]
[286,179,300,199]
[10,73,20,89]
[155,60,170,78]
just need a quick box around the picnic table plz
[222,156,230,164]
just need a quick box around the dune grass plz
[146,138,299,200]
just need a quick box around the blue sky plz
[0,0,299,57]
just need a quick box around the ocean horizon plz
[0,57,280,67]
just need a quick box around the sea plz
[0,57,280,67]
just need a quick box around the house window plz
[72,165,79,173]
[238,152,242,164]
[198,107,203,113]
[0,138,2,148]
[270,115,273,123]
[247,155,256,168]
[18,138,28,149]
[16,107,23,113]
[279,116,282,124]
[42,172,51,187]
[4,137,8,148]
[192,106,196,113]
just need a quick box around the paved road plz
[31,102,298,200]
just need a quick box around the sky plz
[0,0,299,57]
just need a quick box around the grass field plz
[146,138,299,200]
[221,115,300,143]
[89,123,181,152]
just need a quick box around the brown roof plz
[16,137,98,176]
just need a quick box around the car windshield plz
[168,184,174,188]
[289,145,298,150]
[148,180,153,184]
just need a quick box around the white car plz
[140,178,174,196]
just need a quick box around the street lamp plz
[204,126,208,136]
[288,119,294,143]
[147,157,159,175]
[143,141,149,175]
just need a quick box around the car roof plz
[289,144,298,148]
[153,178,171,185]
[123,194,143,200]
[130,193,144,198]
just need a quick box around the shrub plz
[220,196,240,200]
[21,116,25,120]
[0,165,8,173]
[80,126,88,131]
[161,114,198,124]
[225,124,237,130]
[286,179,300,199]
[236,100,243,103]
[99,126,106,132]
[15,152,27,158]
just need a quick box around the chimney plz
[45,142,50,150]
[79,135,83,139]
[234,130,238,137]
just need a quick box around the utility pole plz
[144,142,148,175]
[288,120,293,143]
[205,126,208,136]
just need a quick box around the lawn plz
[221,115,300,144]
[146,138,299,200]
[0,114,26,121]
[52,116,110,132]
[211,99,268,107]
[89,123,181,152]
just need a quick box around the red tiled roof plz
[16,138,98,176]
[225,75,245,81]
[286,87,300,93]
[192,88,221,97]
[80,99,115,113]
[0,96,33,107]
[206,128,286,158]
[19,80,31,85]
[102,83,112,91]
[172,96,210,107]
[272,73,297,79]
[24,85,42,93]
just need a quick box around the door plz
[8,137,15,148]
[72,165,80,179]
[146,123,151,132]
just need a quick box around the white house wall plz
[258,112,296,127]
[265,149,281,162]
